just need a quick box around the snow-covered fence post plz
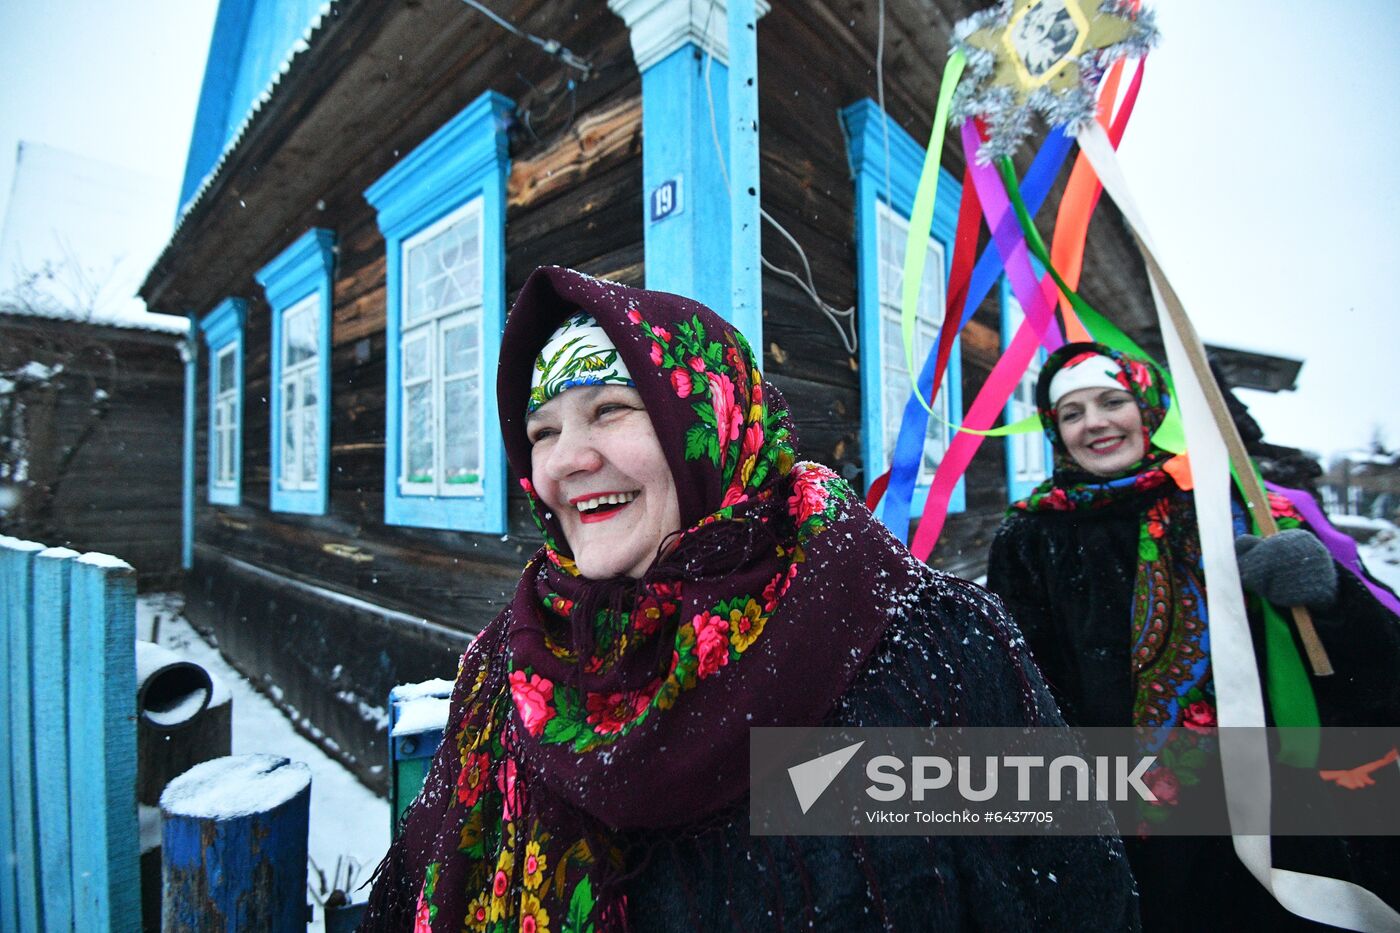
[2,535,45,933]
[68,551,140,930]
[160,754,312,932]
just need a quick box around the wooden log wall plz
[0,315,184,586]
[756,1,1017,578]
[179,1,644,782]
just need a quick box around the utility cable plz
[460,0,592,75]
[702,0,858,355]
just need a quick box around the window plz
[876,203,951,488]
[364,91,514,533]
[199,298,247,505]
[1001,281,1053,500]
[256,228,334,514]
[280,296,320,489]
[841,98,965,517]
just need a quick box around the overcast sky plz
[0,0,1395,458]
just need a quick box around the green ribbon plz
[900,49,966,415]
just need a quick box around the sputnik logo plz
[788,741,865,814]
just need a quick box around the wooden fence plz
[1,535,138,933]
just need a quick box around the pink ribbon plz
[908,122,1067,560]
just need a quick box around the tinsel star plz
[951,0,1157,161]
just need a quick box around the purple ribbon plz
[1266,481,1400,618]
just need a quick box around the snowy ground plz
[137,593,388,928]
[1357,521,1400,593]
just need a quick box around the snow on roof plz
[148,1,336,281]
[160,753,311,819]
[0,301,187,335]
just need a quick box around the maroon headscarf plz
[362,267,921,932]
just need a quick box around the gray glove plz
[1234,528,1337,608]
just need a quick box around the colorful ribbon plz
[905,120,1069,559]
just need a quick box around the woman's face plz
[527,384,681,579]
[1056,386,1146,477]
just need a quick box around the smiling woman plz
[522,315,681,580]
[360,267,1139,932]
[986,341,1400,929]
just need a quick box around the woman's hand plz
[1234,528,1338,608]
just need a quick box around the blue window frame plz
[840,98,965,516]
[364,91,513,533]
[1001,276,1054,501]
[255,228,335,515]
[199,298,247,506]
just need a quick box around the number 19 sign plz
[650,175,683,222]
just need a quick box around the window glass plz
[875,203,949,486]
[399,199,485,496]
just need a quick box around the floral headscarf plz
[363,267,924,932]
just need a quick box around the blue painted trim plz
[364,91,513,534]
[256,228,335,516]
[182,324,197,568]
[199,297,247,507]
[640,45,735,324]
[841,98,965,516]
[727,0,763,348]
[1000,275,1054,502]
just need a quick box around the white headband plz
[1048,354,1123,406]
[528,312,634,412]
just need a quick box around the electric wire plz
[702,0,859,356]
[460,0,593,75]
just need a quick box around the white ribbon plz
[1077,119,1400,933]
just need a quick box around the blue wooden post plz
[3,536,45,933]
[161,754,312,932]
[68,553,139,932]
[181,329,197,570]
[1,537,17,933]
[727,0,763,347]
[33,547,79,932]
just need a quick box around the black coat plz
[624,573,1141,931]
[986,495,1400,733]
[986,495,1400,930]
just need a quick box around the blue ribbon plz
[881,127,1075,540]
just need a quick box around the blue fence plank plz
[0,538,27,933]
[33,548,79,933]
[3,537,45,933]
[68,553,139,933]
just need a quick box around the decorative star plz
[950,0,1157,161]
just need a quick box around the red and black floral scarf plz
[362,267,921,932]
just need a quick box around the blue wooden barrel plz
[160,754,311,932]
